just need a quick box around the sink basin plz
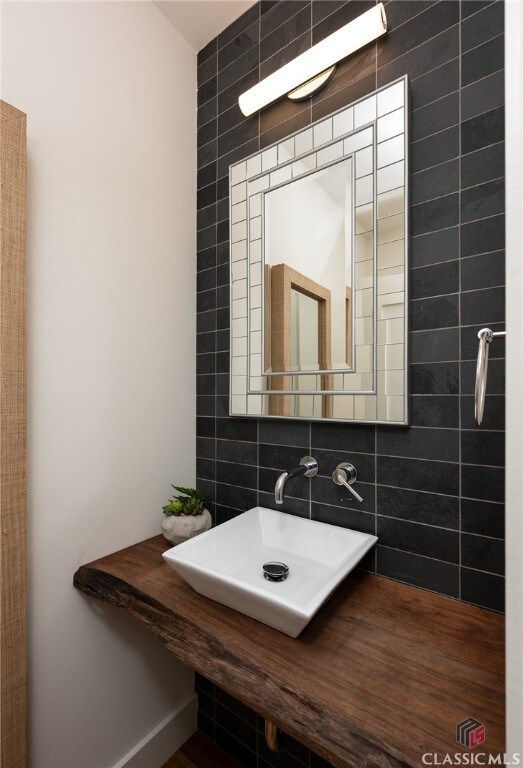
[162,506,377,637]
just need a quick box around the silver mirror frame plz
[229,75,409,425]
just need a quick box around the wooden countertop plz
[74,535,504,768]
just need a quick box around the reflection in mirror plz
[229,76,409,424]
[264,158,353,375]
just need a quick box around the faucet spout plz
[274,456,318,505]
[274,472,289,504]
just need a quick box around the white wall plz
[505,0,523,758]
[1,2,197,766]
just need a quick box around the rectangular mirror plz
[229,76,408,424]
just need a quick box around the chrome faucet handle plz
[299,455,319,477]
[332,462,363,503]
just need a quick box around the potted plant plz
[161,485,212,545]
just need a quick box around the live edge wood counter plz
[74,535,504,768]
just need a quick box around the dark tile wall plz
[195,1,504,763]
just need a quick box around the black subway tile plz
[197,373,215,396]
[377,485,459,529]
[198,54,216,88]
[198,96,217,131]
[461,35,504,88]
[411,294,459,331]
[197,246,216,272]
[461,498,505,539]
[410,395,459,428]
[411,159,459,206]
[197,351,216,374]
[197,457,215,481]
[461,286,505,325]
[410,57,459,112]
[196,331,216,354]
[411,92,459,143]
[197,437,216,460]
[198,76,217,107]
[462,464,504,503]
[197,268,216,294]
[263,1,310,38]
[461,179,504,224]
[312,0,347,28]
[377,426,459,463]
[216,460,257,489]
[197,396,215,417]
[412,260,459,300]
[461,107,504,155]
[461,69,504,122]
[311,502,376,535]
[311,422,375,453]
[377,25,459,86]
[411,328,459,363]
[261,5,311,63]
[377,517,459,563]
[411,126,459,174]
[216,418,257,441]
[461,142,504,189]
[217,439,257,465]
[216,483,257,512]
[219,19,259,71]
[461,533,505,575]
[411,362,459,395]
[378,1,459,69]
[196,417,216,438]
[411,226,459,269]
[461,568,504,612]
[377,546,459,598]
[258,419,310,448]
[461,251,505,292]
[461,0,503,51]
[411,193,459,237]
[461,430,505,467]
[461,214,505,257]
[377,456,459,496]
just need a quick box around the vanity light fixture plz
[238,3,387,117]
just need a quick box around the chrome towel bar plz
[475,328,506,425]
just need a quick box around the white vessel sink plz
[162,506,377,637]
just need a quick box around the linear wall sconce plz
[238,3,388,117]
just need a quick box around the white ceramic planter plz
[161,509,212,546]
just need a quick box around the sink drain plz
[262,562,289,582]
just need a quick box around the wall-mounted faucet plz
[332,462,363,503]
[274,456,318,505]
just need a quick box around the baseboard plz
[112,693,198,768]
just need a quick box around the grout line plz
[461,30,504,58]
[378,544,503,579]
[377,21,460,77]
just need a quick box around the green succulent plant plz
[162,485,211,517]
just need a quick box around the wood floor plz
[163,731,243,768]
